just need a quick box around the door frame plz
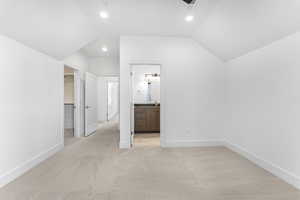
[73,69,81,138]
[62,65,81,146]
[129,63,164,147]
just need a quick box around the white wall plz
[226,31,300,188]
[0,35,63,187]
[89,57,119,76]
[63,51,89,77]
[132,65,160,103]
[120,36,225,148]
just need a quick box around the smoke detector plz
[182,0,197,4]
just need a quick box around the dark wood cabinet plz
[134,105,160,133]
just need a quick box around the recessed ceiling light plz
[102,46,108,52]
[99,11,109,19]
[185,15,194,22]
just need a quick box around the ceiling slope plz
[1,0,300,61]
[0,0,99,59]
[193,0,300,61]
[78,0,300,61]
[75,0,206,58]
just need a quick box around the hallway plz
[0,123,299,200]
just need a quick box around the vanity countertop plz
[134,102,160,106]
[64,103,74,105]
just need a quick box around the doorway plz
[107,80,119,121]
[130,65,161,147]
[97,76,119,125]
[64,66,80,146]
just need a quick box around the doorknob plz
[85,106,91,109]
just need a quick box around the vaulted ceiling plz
[193,0,300,60]
[0,0,299,61]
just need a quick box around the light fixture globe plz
[185,15,194,22]
[99,11,109,19]
[102,46,108,52]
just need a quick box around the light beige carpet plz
[64,128,80,147]
[0,122,299,200]
[134,133,160,147]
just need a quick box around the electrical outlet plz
[186,129,191,135]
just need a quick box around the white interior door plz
[85,72,98,136]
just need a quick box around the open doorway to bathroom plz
[130,65,161,147]
[64,66,80,146]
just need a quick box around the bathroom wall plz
[132,65,160,103]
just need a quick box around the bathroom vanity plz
[134,103,160,133]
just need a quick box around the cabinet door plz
[134,108,147,132]
[146,108,160,132]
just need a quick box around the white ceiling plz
[193,0,300,60]
[0,0,300,61]
[78,0,215,58]
[0,0,100,59]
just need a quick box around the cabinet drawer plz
[134,105,160,133]
[135,110,146,120]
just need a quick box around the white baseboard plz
[164,140,223,148]
[119,140,131,149]
[0,143,64,188]
[224,141,300,190]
